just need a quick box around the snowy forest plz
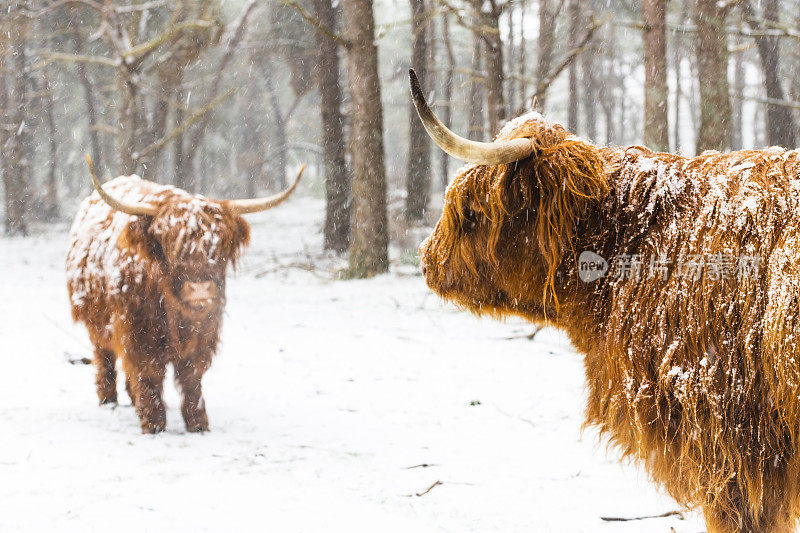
[6,0,800,532]
[3,0,799,257]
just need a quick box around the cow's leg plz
[124,359,167,434]
[174,358,209,432]
[94,347,117,404]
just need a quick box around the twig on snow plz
[65,352,92,365]
[599,510,684,522]
[405,480,442,497]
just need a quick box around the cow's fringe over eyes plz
[441,119,608,313]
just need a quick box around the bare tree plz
[313,0,351,252]
[517,0,527,112]
[467,33,485,140]
[694,0,731,152]
[479,0,506,135]
[69,11,104,179]
[744,0,796,147]
[672,0,689,151]
[567,0,580,132]
[406,0,432,221]
[581,41,598,140]
[439,12,455,188]
[342,0,389,277]
[2,10,31,235]
[535,0,559,111]
[642,0,669,151]
[730,37,745,150]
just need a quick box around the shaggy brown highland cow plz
[411,69,800,532]
[67,156,303,433]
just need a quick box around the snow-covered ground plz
[0,197,704,532]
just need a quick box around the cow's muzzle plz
[179,281,219,307]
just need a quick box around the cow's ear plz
[227,216,250,267]
[121,215,157,254]
[233,216,250,251]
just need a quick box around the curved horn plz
[224,164,305,215]
[409,69,534,165]
[85,154,158,216]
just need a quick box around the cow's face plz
[131,199,250,313]
[419,118,608,320]
[419,162,538,318]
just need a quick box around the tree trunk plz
[406,0,431,221]
[70,17,104,179]
[517,0,527,111]
[3,18,30,235]
[535,0,556,111]
[747,0,796,147]
[174,85,189,191]
[581,46,597,141]
[314,0,351,252]
[440,12,455,189]
[693,0,731,152]
[42,75,59,220]
[567,0,580,132]
[506,5,516,113]
[264,67,288,191]
[618,73,628,145]
[343,0,389,277]
[117,76,141,175]
[482,4,505,136]
[642,0,669,151]
[731,40,744,150]
[468,33,485,140]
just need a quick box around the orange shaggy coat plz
[67,176,249,433]
[420,113,800,532]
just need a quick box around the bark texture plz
[313,0,351,252]
[642,0,669,151]
[343,0,389,277]
[693,0,731,152]
[406,0,431,221]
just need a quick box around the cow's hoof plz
[141,423,165,434]
[185,418,209,433]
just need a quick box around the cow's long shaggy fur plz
[420,113,800,532]
[67,176,249,433]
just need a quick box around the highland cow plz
[411,69,800,533]
[67,156,303,433]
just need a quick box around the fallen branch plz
[600,510,684,522]
[404,480,442,497]
[504,325,544,341]
[64,352,92,365]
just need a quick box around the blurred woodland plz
[1,0,799,276]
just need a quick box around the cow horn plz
[85,154,159,216]
[224,164,305,215]
[409,69,534,165]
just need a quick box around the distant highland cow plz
[411,68,800,533]
[67,156,303,433]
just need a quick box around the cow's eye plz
[462,207,478,229]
